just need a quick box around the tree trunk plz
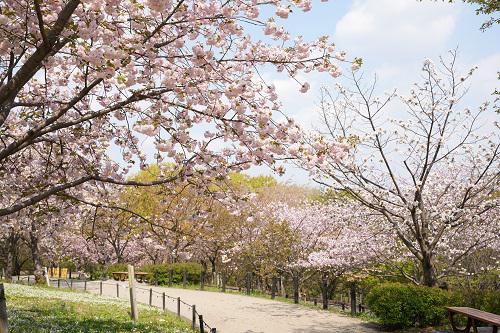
[245,272,251,295]
[321,272,329,309]
[271,276,277,299]
[0,284,8,333]
[5,243,14,282]
[292,274,299,304]
[209,257,216,285]
[29,225,44,284]
[350,282,357,316]
[280,276,286,297]
[421,252,437,287]
[221,271,227,292]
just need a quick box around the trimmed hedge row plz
[139,262,203,286]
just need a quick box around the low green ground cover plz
[4,283,193,333]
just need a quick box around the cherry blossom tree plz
[268,200,338,303]
[0,0,350,218]
[296,51,500,286]
[300,199,393,309]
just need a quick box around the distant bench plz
[447,307,500,333]
[112,271,150,283]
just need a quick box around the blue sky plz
[247,0,500,185]
[119,1,499,185]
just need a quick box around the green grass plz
[4,283,193,333]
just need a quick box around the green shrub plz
[366,282,451,329]
[140,262,202,286]
[452,288,500,314]
[106,263,129,277]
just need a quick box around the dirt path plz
[90,280,380,333]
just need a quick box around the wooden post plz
[198,314,204,333]
[27,276,30,284]
[57,278,60,288]
[149,288,153,306]
[177,297,181,317]
[99,281,103,295]
[116,283,119,298]
[0,284,8,333]
[192,305,196,329]
[183,269,187,288]
[69,268,72,280]
[162,292,166,311]
[128,265,138,321]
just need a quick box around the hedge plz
[366,282,451,329]
[140,262,203,286]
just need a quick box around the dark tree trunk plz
[292,274,299,304]
[209,257,216,284]
[321,272,329,309]
[245,272,251,295]
[421,252,437,287]
[221,271,227,292]
[350,282,357,316]
[0,283,8,333]
[4,233,19,281]
[271,276,277,299]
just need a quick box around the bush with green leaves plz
[106,263,129,276]
[140,262,202,286]
[366,282,451,329]
[452,288,500,314]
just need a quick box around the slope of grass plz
[4,283,193,333]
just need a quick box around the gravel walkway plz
[89,280,380,333]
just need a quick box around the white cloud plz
[335,0,460,61]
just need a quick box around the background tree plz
[296,51,500,287]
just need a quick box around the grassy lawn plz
[4,283,193,333]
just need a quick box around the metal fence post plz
[70,278,73,289]
[84,280,87,291]
[192,305,196,329]
[162,292,166,311]
[198,314,204,333]
[116,283,120,298]
[149,288,153,306]
[177,297,181,317]
[27,276,30,284]
[100,281,103,296]
[57,278,60,288]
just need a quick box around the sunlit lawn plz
[4,283,193,333]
